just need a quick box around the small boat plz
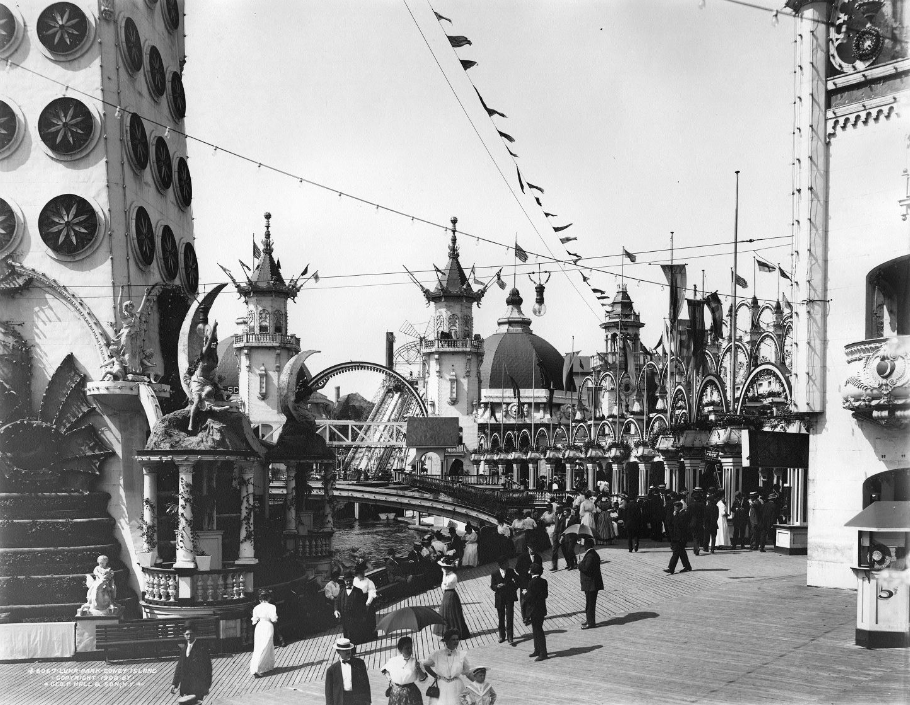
[378,512,396,521]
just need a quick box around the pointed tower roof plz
[230,213,303,300]
[423,218,486,305]
[599,284,644,334]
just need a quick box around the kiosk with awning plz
[845,501,910,648]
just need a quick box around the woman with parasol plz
[380,635,428,705]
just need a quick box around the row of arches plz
[247,308,286,335]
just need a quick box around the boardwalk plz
[1,542,907,704]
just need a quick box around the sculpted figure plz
[114,286,152,377]
[187,321,229,432]
[99,343,127,381]
[79,555,120,616]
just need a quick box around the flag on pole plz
[735,273,748,289]
[509,375,522,414]
[527,182,544,194]
[253,236,261,259]
[623,248,637,263]
[312,271,320,283]
[705,291,724,340]
[447,35,472,47]
[687,298,707,374]
[553,223,573,232]
[434,10,452,22]
[460,59,477,71]
[664,318,676,357]
[559,235,576,244]
[782,291,792,313]
[660,264,687,330]
[779,266,792,282]
[756,258,776,273]
[514,242,529,263]
[495,271,506,289]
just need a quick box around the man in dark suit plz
[577,536,603,629]
[688,489,706,555]
[551,507,569,570]
[625,496,643,552]
[333,571,368,645]
[490,555,519,645]
[664,500,693,574]
[703,491,720,554]
[561,507,579,570]
[525,563,549,661]
[170,622,212,702]
[325,638,370,705]
[514,545,543,624]
[731,492,749,549]
[759,492,779,552]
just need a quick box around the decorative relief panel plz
[829,1,901,74]
[37,97,99,160]
[0,4,25,59]
[37,2,93,60]
[0,98,24,159]
[38,194,103,259]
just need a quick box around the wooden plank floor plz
[0,542,907,704]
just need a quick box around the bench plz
[95,617,219,663]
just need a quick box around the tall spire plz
[448,216,459,260]
[262,211,273,256]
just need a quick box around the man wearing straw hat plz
[325,637,371,705]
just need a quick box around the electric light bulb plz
[771,10,779,26]
[533,302,546,317]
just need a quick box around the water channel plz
[331,518,423,571]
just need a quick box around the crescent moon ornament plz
[279,350,320,421]
[178,283,227,398]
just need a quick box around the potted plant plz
[194,549,211,571]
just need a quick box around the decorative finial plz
[449,216,459,259]
[262,212,273,255]
[264,212,271,233]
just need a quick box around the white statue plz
[114,286,152,377]
[99,343,127,381]
[78,555,122,616]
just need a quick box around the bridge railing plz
[393,472,533,519]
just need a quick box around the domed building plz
[475,287,575,486]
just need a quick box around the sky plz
[184,0,797,396]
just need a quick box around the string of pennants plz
[432,7,795,325]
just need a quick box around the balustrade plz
[234,333,300,347]
[141,566,248,605]
[291,531,334,558]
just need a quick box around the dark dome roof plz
[214,337,238,390]
[480,288,564,391]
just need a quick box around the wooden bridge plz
[313,476,534,526]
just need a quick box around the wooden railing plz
[393,472,533,517]
[141,566,248,605]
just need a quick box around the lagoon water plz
[331,518,422,571]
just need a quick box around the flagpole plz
[777,263,781,301]
[730,171,740,403]
[513,236,518,289]
[670,231,677,423]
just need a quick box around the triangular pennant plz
[474,88,507,118]
[527,182,544,194]
[559,235,576,244]
[544,212,557,218]
[434,10,452,23]
[460,59,477,71]
[448,35,472,48]
[507,147,520,158]
[498,130,515,143]
[516,167,525,193]
[553,223,573,232]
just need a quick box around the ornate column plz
[610,463,623,494]
[237,462,258,566]
[173,461,196,569]
[637,463,651,497]
[681,456,704,494]
[566,463,575,491]
[789,467,808,525]
[585,463,597,492]
[141,464,158,556]
[544,460,556,486]
[285,463,297,532]
[719,455,743,511]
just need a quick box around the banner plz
[660,264,687,330]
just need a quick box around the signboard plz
[406,417,460,448]
[741,430,809,468]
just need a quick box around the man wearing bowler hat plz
[325,637,371,705]
[578,536,603,629]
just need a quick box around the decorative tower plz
[598,285,645,418]
[415,218,487,417]
[228,213,304,441]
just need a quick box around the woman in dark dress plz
[432,557,471,639]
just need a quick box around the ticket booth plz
[845,501,910,648]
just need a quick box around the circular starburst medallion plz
[133,206,155,267]
[120,16,143,74]
[168,71,186,121]
[146,45,166,98]
[852,27,883,62]
[126,112,148,171]
[175,157,192,208]
[0,4,24,59]
[38,97,94,156]
[153,135,172,191]
[0,196,18,253]
[37,2,89,57]
[162,0,179,32]
[182,242,198,294]
[38,194,99,257]
[0,99,18,154]
[159,225,179,280]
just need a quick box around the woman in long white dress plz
[579,491,600,530]
[716,495,732,549]
[461,524,479,568]
[422,629,473,705]
[250,589,278,677]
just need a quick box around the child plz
[460,667,496,705]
